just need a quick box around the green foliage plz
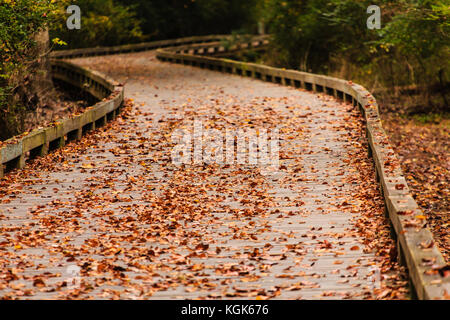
[261,0,449,110]
[115,0,258,40]
[409,111,450,124]
[0,0,60,79]
[378,1,449,59]
[51,0,145,49]
[0,0,65,140]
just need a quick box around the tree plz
[377,0,449,105]
[0,0,65,140]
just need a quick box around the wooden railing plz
[49,35,269,59]
[0,60,124,178]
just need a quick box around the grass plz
[407,112,450,125]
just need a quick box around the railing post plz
[0,154,3,178]
[29,142,49,159]
[14,154,26,170]
[56,136,65,148]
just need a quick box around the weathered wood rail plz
[49,34,269,59]
[0,35,447,299]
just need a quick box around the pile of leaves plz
[383,114,449,262]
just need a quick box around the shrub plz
[0,0,63,140]
[51,0,145,49]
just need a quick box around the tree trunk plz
[14,28,56,131]
[30,28,55,108]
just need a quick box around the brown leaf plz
[33,278,46,288]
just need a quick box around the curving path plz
[0,50,409,299]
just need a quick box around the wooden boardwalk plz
[0,51,409,299]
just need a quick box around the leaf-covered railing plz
[0,35,269,178]
[0,60,124,178]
